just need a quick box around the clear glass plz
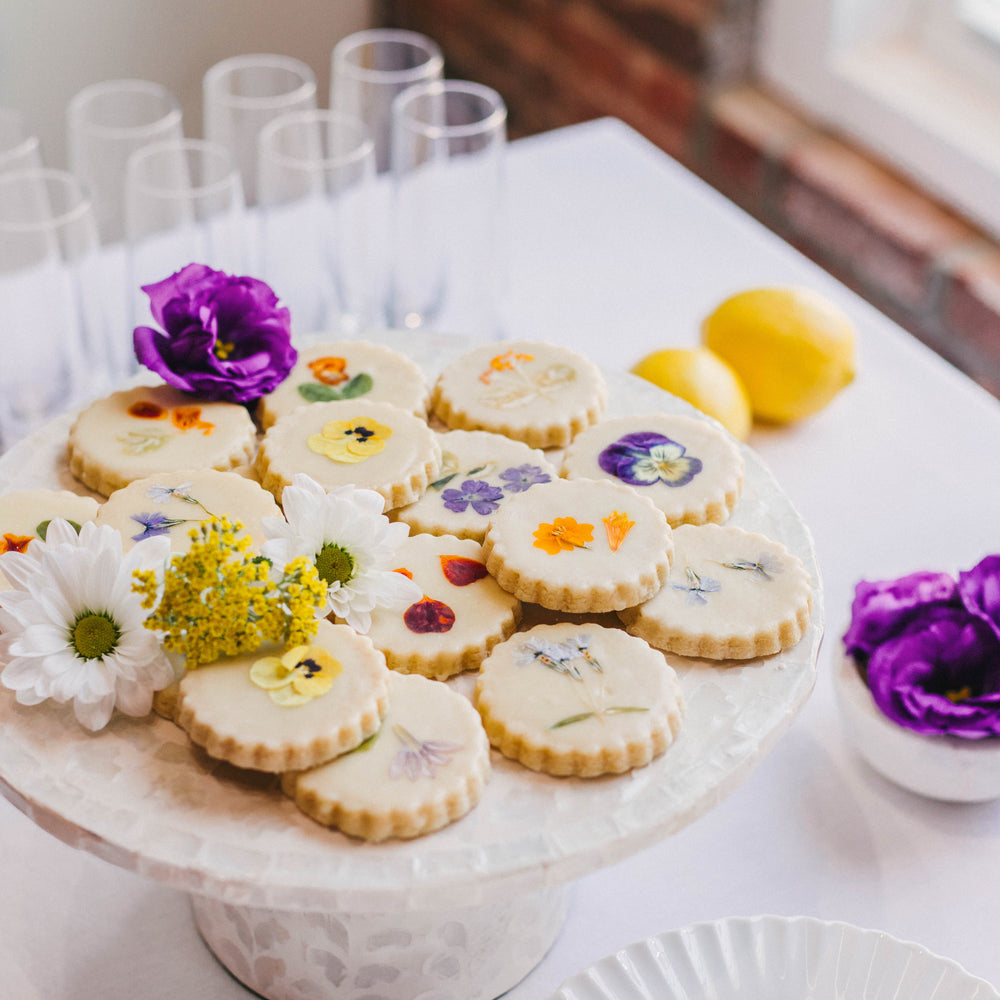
[66,79,183,244]
[330,28,444,173]
[256,110,376,336]
[0,108,43,175]
[125,139,247,329]
[390,80,508,340]
[0,169,109,449]
[203,53,317,205]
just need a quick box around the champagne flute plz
[257,109,376,336]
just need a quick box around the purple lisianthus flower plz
[499,464,551,493]
[842,570,958,662]
[957,554,1000,643]
[441,479,504,516]
[598,431,702,488]
[133,263,296,404]
[865,606,1000,738]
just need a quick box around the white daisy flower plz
[260,474,421,633]
[0,519,173,732]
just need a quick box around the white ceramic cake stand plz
[0,332,823,1000]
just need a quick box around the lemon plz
[630,346,752,440]
[701,286,856,424]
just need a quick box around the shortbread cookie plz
[175,620,391,772]
[618,523,812,659]
[562,413,744,527]
[474,622,684,777]
[393,429,558,542]
[96,469,281,553]
[68,385,258,497]
[365,533,521,679]
[255,399,441,511]
[284,670,490,841]
[257,340,429,430]
[430,340,607,448]
[0,489,101,588]
[482,477,672,613]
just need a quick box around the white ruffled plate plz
[549,915,1000,1000]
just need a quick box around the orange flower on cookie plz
[308,356,349,386]
[307,416,392,464]
[533,516,593,555]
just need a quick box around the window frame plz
[755,0,1000,239]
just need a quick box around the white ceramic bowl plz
[548,915,1000,1000]
[834,652,1000,803]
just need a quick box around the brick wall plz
[380,0,1000,399]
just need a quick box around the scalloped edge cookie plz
[481,477,673,613]
[561,412,745,527]
[474,622,685,777]
[67,385,258,497]
[430,340,607,449]
[257,340,430,430]
[618,523,813,659]
[283,670,491,841]
[254,399,442,511]
[175,621,391,772]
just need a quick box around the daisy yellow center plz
[315,542,355,588]
[71,611,120,660]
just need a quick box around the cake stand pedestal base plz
[191,883,569,1000]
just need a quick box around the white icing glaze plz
[258,340,430,429]
[561,413,744,527]
[287,670,491,841]
[482,477,673,613]
[619,523,813,659]
[393,429,559,541]
[96,469,281,553]
[67,385,258,496]
[255,399,442,510]
[431,340,606,448]
[474,622,684,777]
[176,620,391,772]
[365,533,521,679]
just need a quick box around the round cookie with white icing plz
[430,340,607,449]
[474,622,685,777]
[254,399,441,511]
[96,469,281,553]
[284,670,490,841]
[68,385,258,497]
[0,489,101,589]
[618,523,813,660]
[393,429,558,542]
[365,533,521,679]
[482,477,672,614]
[257,340,429,430]
[561,413,744,527]
[175,620,391,772]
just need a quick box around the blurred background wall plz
[0,0,375,167]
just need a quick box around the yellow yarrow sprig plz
[132,516,325,668]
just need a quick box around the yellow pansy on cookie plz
[175,620,391,772]
[255,399,441,511]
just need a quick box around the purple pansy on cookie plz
[598,431,703,488]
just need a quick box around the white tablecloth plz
[2,117,999,998]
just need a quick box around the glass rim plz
[0,167,93,232]
[392,80,507,140]
[331,28,444,85]
[0,132,40,168]
[257,110,375,171]
[125,138,243,200]
[203,53,318,110]
[67,79,182,139]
